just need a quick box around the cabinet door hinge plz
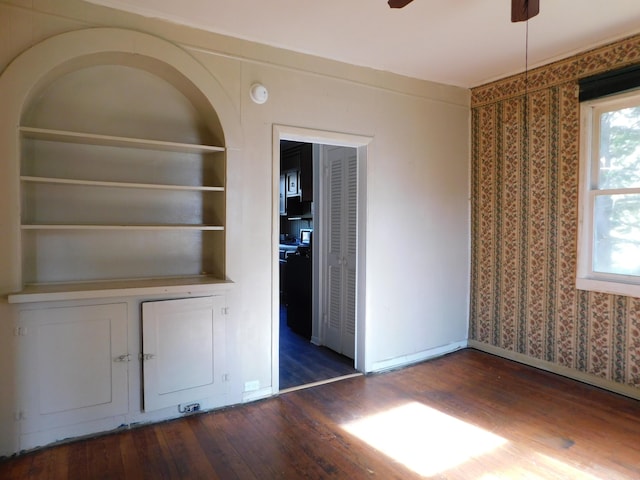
[14,326,28,336]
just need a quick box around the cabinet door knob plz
[139,353,156,361]
[114,354,131,362]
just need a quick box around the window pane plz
[598,106,640,189]
[594,194,640,275]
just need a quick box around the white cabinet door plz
[323,146,357,359]
[142,296,225,412]
[18,303,128,434]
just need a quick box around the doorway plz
[279,141,356,390]
[272,126,370,392]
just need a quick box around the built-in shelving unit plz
[14,62,229,293]
[2,28,238,453]
[21,176,225,192]
[20,126,226,153]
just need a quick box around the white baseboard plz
[468,340,640,401]
[369,340,468,373]
[20,415,127,453]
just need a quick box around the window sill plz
[576,277,640,298]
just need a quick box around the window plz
[577,88,640,296]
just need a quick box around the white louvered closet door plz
[324,145,357,359]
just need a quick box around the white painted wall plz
[0,0,469,455]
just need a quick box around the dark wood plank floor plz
[3,349,640,479]
[279,305,357,390]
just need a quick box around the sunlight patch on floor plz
[477,451,604,479]
[342,401,508,477]
[530,453,603,479]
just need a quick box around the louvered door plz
[324,146,357,359]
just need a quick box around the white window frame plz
[577,88,640,296]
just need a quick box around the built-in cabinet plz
[3,30,236,452]
[15,294,228,450]
[17,304,129,440]
[280,141,313,219]
[142,296,226,412]
[284,253,312,338]
[279,174,287,215]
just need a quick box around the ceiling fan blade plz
[388,0,414,8]
[511,0,540,22]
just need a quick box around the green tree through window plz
[595,105,640,275]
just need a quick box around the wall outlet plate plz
[244,380,260,392]
[179,402,201,414]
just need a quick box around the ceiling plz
[87,0,640,88]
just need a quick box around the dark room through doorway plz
[278,140,358,391]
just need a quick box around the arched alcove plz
[0,28,241,292]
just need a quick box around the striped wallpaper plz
[470,33,640,389]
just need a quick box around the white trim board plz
[271,124,372,392]
[369,341,468,373]
[279,373,363,395]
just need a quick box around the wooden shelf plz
[21,224,225,231]
[8,275,234,304]
[20,126,225,154]
[19,75,227,286]
[21,176,225,192]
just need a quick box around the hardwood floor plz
[3,349,640,479]
[279,305,357,390]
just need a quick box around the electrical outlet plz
[244,380,260,392]
[179,402,201,414]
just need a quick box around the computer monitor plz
[300,228,312,245]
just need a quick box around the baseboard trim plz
[369,340,468,373]
[468,340,640,401]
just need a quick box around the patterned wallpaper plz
[469,34,640,389]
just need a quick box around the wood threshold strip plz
[279,372,363,394]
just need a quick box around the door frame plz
[272,125,371,393]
